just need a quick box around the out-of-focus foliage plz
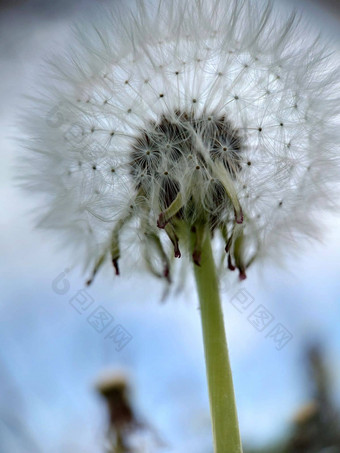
[245,344,340,453]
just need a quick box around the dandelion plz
[96,372,136,452]
[20,0,340,451]
[96,370,164,452]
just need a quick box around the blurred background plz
[1,0,340,452]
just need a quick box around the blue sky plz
[1,1,340,451]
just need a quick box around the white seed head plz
[20,0,340,285]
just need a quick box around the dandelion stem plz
[192,229,242,453]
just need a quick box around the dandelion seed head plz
[21,0,340,285]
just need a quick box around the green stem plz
[192,230,242,453]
